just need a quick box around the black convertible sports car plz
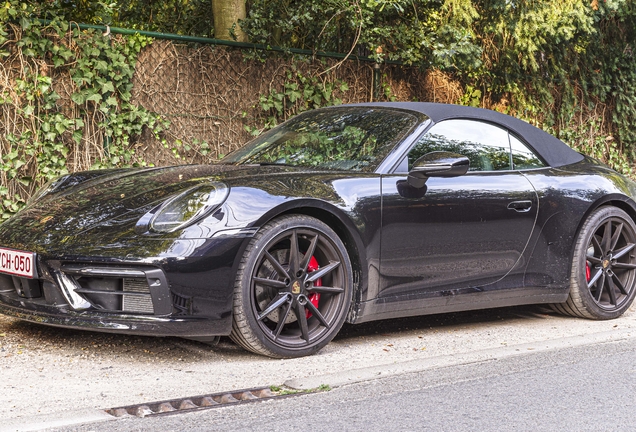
[1,102,635,358]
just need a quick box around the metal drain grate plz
[107,387,279,418]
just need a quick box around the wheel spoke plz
[273,301,293,341]
[305,261,340,283]
[587,268,603,289]
[587,256,602,265]
[305,300,330,328]
[602,221,612,253]
[592,235,602,256]
[612,243,635,260]
[607,275,618,305]
[613,262,636,270]
[307,285,345,294]
[258,293,291,321]
[288,230,300,276]
[299,234,319,273]
[265,252,289,279]
[611,273,629,296]
[610,222,624,251]
[595,273,606,302]
[295,301,310,343]
[253,277,287,289]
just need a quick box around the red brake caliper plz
[306,255,322,319]
[586,261,591,282]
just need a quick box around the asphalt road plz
[48,333,636,431]
[4,304,636,431]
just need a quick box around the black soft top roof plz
[349,102,584,168]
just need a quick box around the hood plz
[0,165,250,250]
[0,163,349,253]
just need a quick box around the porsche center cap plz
[603,259,610,269]
[292,281,301,294]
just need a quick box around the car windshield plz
[221,107,422,172]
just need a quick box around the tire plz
[553,206,636,320]
[230,215,353,358]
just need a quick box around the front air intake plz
[58,265,172,315]
[122,278,154,314]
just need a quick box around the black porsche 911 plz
[0,102,635,358]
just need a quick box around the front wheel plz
[553,206,636,320]
[230,215,353,358]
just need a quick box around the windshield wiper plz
[253,162,296,167]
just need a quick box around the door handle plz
[507,200,532,212]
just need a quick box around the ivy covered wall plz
[0,0,635,219]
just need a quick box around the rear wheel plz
[553,206,636,319]
[230,215,353,358]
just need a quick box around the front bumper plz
[0,235,250,337]
[0,295,231,337]
[0,262,234,337]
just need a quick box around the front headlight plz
[148,181,229,233]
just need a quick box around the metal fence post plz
[373,62,381,102]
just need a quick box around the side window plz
[510,135,545,169]
[404,120,512,172]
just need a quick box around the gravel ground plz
[2,304,636,421]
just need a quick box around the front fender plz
[216,175,383,315]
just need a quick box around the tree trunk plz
[212,0,247,42]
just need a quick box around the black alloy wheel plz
[553,206,636,319]
[230,215,353,358]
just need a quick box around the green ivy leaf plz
[86,93,102,103]
[71,92,86,105]
[72,130,83,145]
[101,82,115,94]
[54,122,67,135]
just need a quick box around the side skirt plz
[350,286,569,324]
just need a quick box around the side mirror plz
[407,151,470,188]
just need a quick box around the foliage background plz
[0,0,635,218]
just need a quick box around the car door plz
[378,119,542,302]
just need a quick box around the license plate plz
[0,247,36,278]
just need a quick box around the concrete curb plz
[0,409,115,432]
[284,327,635,390]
